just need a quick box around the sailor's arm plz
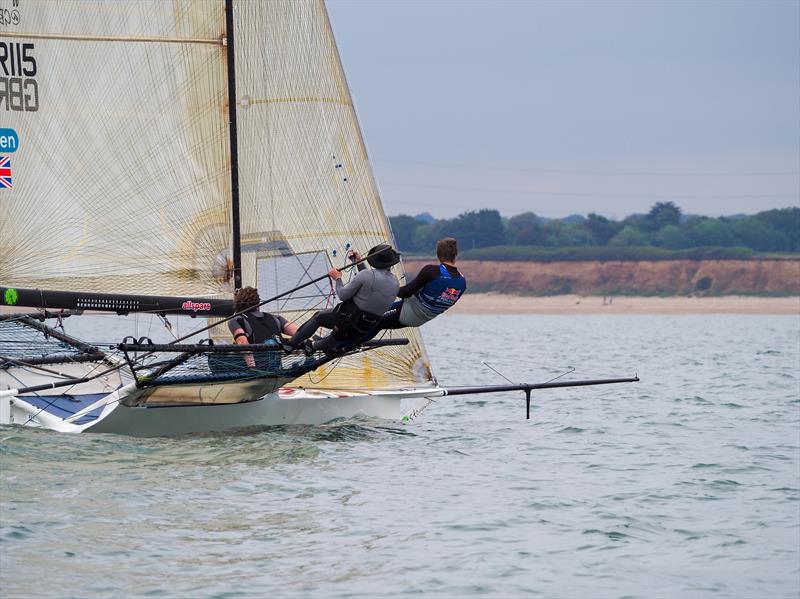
[232,326,256,368]
[276,315,298,336]
[348,250,367,272]
[331,268,364,301]
[398,264,439,298]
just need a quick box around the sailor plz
[229,287,298,368]
[286,244,400,355]
[379,237,466,329]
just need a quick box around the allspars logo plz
[182,300,212,312]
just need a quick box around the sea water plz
[1,314,798,598]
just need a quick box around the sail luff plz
[224,0,243,290]
[317,1,401,254]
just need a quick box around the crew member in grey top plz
[333,256,399,315]
[286,244,400,355]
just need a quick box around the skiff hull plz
[0,387,442,437]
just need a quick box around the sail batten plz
[0,32,222,45]
[245,97,352,106]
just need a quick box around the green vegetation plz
[457,246,761,262]
[390,203,800,259]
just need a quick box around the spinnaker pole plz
[225,0,243,290]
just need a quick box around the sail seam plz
[0,32,222,45]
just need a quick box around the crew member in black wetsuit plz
[229,287,297,367]
[380,237,466,329]
[287,244,401,355]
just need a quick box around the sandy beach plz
[448,294,800,315]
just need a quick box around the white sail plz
[0,1,231,296]
[231,0,433,389]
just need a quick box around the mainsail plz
[0,0,434,390]
[0,1,232,296]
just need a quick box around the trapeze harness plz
[330,267,396,341]
[331,299,381,340]
[415,264,467,316]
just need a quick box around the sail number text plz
[0,42,38,112]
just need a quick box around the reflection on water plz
[2,314,799,599]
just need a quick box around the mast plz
[225,0,243,290]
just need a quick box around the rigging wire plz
[543,367,576,385]
[481,361,517,385]
[375,158,800,178]
[381,180,799,201]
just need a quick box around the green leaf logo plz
[4,288,18,305]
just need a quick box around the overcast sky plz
[327,0,800,219]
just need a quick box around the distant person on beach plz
[379,237,467,329]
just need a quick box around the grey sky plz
[327,0,800,219]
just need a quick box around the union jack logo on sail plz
[0,156,12,189]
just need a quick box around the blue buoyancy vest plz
[416,264,467,315]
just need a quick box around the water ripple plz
[1,314,799,599]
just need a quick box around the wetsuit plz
[381,263,466,329]
[209,310,288,372]
[289,267,399,354]
[228,310,288,342]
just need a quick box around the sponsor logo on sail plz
[0,0,20,28]
[0,155,12,188]
[182,300,212,312]
[0,128,18,152]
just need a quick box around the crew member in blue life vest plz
[378,237,466,329]
[286,244,401,356]
[229,287,297,367]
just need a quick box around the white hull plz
[1,386,443,437]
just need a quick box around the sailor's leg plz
[311,333,338,355]
[378,300,403,330]
[288,309,338,347]
[312,326,379,357]
[397,298,435,328]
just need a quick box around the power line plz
[381,180,800,200]
[375,158,800,178]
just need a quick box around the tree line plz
[389,203,800,256]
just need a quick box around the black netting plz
[0,319,98,366]
[136,347,321,387]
